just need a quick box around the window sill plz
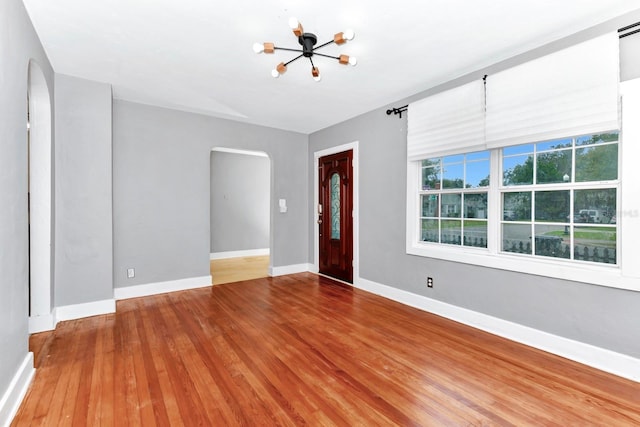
[406,241,640,292]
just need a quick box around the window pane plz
[575,144,618,182]
[441,193,461,218]
[503,154,533,185]
[441,220,461,245]
[466,159,490,187]
[422,158,441,190]
[536,149,572,184]
[535,191,569,223]
[466,151,490,161]
[464,220,487,248]
[574,225,617,264]
[503,144,534,156]
[464,193,488,219]
[502,223,532,254]
[534,224,569,258]
[503,192,531,221]
[536,138,572,151]
[576,132,619,146]
[421,219,439,242]
[421,194,439,217]
[444,154,465,163]
[574,189,616,224]
[443,162,464,189]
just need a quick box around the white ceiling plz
[22,0,640,134]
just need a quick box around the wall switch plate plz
[127,268,135,278]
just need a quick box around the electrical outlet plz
[427,277,434,288]
[127,268,135,279]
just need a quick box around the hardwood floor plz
[14,273,640,426]
[210,255,269,285]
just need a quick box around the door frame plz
[313,141,359,284]
[210,147,273,276]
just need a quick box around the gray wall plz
[113,100,307,288]
[309,15,640,359]
[54,74,113,306]
[210,151,270,254]
[0,0,54,408]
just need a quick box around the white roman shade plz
[485,32,620,148]
[407,80,485,160]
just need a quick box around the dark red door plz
[318,150,353,283]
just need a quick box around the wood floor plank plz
[12,272,640,426]
[210,255,269,285]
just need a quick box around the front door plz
[318,150,353,283]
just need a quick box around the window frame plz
[406,123,640,291]
[418,152,490,248]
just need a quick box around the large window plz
[501,133,618,265]
[420,152,489,248]
[413,132,619,266]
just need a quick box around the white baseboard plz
[356,277,640,383]
[0,352,35,427]
[269,263,313,277]
[55,299,116,323]
[114,275,212,300]
[210,248,270,260]
[28,313,56,334]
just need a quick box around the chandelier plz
[253,17,357,82]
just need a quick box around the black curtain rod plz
[618,21,640,38]
[386,105,408,119]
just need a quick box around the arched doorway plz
[27,60,53,332]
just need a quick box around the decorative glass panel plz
[330,173,340,239]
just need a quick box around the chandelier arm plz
[313,52,341,61]
[284,54,305,66]
[314,39,336,50]
[274,47,304,53]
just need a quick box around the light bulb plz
[349,56,357,66]
[313,75,322,82]
[343,29,355,41]
[253,43,264,54]
[271,69,280,78]
[288,17,299,29]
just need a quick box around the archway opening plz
[210,148,271,284]
[27,60,53,332]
